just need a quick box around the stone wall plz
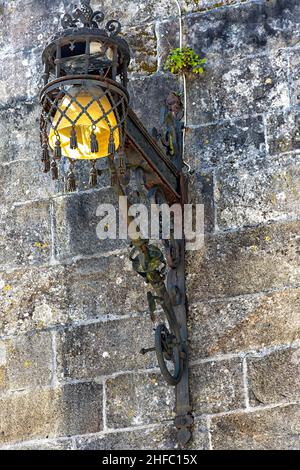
[0,0,299,450]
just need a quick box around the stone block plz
[57,317,156,381]
[188,288,300,358]
[185,52,289,125]
[1,331,52,390]
[185,116,265,171]
[0,102,40,164]
[215,153,300,230]
[0,160,53,205]
[0,200,51,269]
[248,346,300,406]
[159,1,300,64]
[0,48,42,106]
[187,220,300,302]
[0,0,66,55]
[0,382,103,444]
[53,188,128,260]
[211,404,300,450]
[127,74,182,133]
[75,419,209,450]
[92,0,174,27]
[3,438,73,450]
[0,253,148,337]
[266,108,300,155]
[106,372,174,428]
[127,23,157,76]
[0,265,68,336]
[65,255,147,318]
[190,359,244,414]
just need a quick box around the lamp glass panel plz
[49,86,120,160]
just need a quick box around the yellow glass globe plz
[49,86,120,160]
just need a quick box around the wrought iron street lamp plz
[39,1,193,447]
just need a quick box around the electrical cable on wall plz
[173,0,190,173]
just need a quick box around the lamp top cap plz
[61,0,122,37]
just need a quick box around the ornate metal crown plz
[61,0,121,36]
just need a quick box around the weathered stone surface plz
[1,331,52,391]
[185,52,288,125]
[76,419,209,450]
[188,288,300,358]
[187,220,300,302]
[57,317,156,381]
[53,188,128,260]
[0,160,53,204]
[0,200,51,269]
[2,438,73,450]
[0,0,68,55]
[106,372,174,428]
[76,427,178,450]
[185,0,300,60]
[127,24,157,76]
[128,74,181,133]
[0,48,42,106]
[93,0,174,27]
[0,0,185,61]
[248,346,300,406]
[0,255,147,337]
[211,404,300,450]
[0,265,68,336]
[0,367,8,393]
[185,116,265,171]
[0,102,40,164]
[0,382,103,444]
[288,48,300,106]
[189,171,215,233]
[65,255,147,319]
[266,108,300,155]
[0,343,8,392]
[215,153,300,230]
[158,0,300,66]
[182,0,242,14]
[190,359,244,414]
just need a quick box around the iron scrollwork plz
[109,156,186,386]
[61,0,121,36]
[129,234,186,386]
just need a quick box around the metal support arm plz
[109,93,193,448]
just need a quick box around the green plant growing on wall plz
[164,47,206,75]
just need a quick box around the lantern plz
[38,1,193,448]
[40,2,130,190]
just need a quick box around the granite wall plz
[0,0,299,450]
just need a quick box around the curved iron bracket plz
[110,93,193,448]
